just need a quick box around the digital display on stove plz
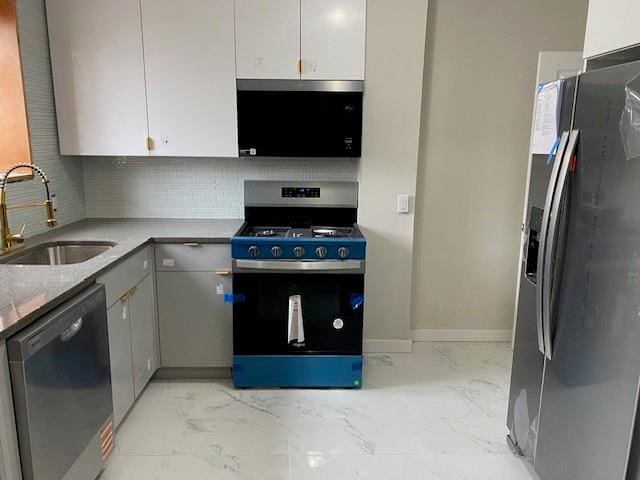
[281,187,320,198]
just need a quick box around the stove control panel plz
[282,187,320,198]
[232,238,366,260]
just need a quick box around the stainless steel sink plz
[0,241,115,265]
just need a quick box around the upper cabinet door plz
[141,0,238,157]
[583,0,640,58]
[300,0,366,80]
[46,0,149,156]
[235,0,301,79]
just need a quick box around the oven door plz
[232,260,364,355]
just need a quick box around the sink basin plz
[1,241,116,265]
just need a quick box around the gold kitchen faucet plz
[0,164,57,255]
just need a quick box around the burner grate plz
[241,225,356,239]
[312,227,354,238]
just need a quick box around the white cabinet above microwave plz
[234,0,366,80]
[46,0,238,157]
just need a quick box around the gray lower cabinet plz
[129,275,157,397]
[106,299,135,428]
[157,267,232,367]
[99,245,158,428]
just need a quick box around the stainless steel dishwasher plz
[8,284,114,480]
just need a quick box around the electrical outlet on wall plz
[397,194,410,214]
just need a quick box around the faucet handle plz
[6,224,25,245]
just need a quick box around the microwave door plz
[237,89,363,158]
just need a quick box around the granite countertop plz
[0,218,244,341]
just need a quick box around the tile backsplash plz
[83,157,359,219]
[7,0,86,237]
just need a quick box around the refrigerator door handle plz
[542,129,579,360]
[536,130,570,355]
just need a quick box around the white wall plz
[358,0,429,348]
[83,157,358,218]
[411,0,588,336]
[7,0,86,237]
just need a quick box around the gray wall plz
[358,0,428,346]
[8,0,86,237]
[411,0,588,333]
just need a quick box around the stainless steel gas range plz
[231,181,366,388]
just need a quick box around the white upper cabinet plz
[235,0,300,79]
[583,0,640,58]
[141,0,238,157]
[300,0,366,80]
[234,0,366,80]
[46,0,149,156]
[47,0,238,157]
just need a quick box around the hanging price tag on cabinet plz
[216,283,224,295]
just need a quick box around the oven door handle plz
[232,259,365,274]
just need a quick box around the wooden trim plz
[0,0,33,175]
[4,172,34,183]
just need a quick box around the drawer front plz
[155,243,231,272]
[98,246,151,307]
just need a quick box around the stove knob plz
[248,245,260,258]
[271,246,283,258]
[293,246,305,258]
[337,246,350,259]
[315,246,327,259]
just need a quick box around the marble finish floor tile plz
[102,342,533,479]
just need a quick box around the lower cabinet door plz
[106,300,135,428]
[129,275,158,398]
[157,271,232,367]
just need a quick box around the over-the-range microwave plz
[236,80,363,158]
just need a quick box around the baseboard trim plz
[411,329,512,342]
[364,339,413,353]
[153,367,232,380]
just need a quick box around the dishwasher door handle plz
[60,318,83,342]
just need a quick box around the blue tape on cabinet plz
[224,293,246,304]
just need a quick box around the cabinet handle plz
[119,292,129,302]
[145,136,154,151]
[297,59,303,74]
[215,269,231,276]
[129,286,138,296]
[183,242,200,247]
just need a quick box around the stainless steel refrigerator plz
[508,60,640,479]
